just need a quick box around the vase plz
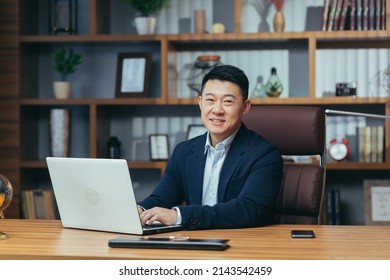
[265,67,283,98]
[258,20,270,32]
[53,81,71,99]
[50,108,70,157]
[134,16,156,34]
[194,9,206,33]
[273,11,285,32]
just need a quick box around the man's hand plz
[137,205,145,215]
[139,207,178,226]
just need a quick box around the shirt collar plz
[203,125,240,154]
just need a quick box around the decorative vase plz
[53,81,71,99]
[194,9,206,33]
[265,67,283,98]
[134,16,156,34]
[273,11,285,32]
[50,108,70,157]
[258,20,270,32]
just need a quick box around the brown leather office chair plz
[243,105,326,225]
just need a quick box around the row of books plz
[327,189,341,225]
[322,0,387,31]
[21,189,59,219]
[358,126,384,163]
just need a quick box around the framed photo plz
[49,0,77,35]
[364,180,390,225]
[149,134,169,161]
[187,124,208,140]
[115,52,152,98]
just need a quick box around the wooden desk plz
[1,219,390,260]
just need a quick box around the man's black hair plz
[200,64,249,100]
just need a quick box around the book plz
[333,189,341,225]
[322,0,332,30]
[21,190,36,219]
[305,6,324,31]
[328,0,339,30]
[364,126,371,162]
[34,190,46,219]
[20,189,58,219]
[358,126,372,162]
[327,189,334,225]
[339,0,350,30]
[357,0,363,30]
[350,0,357,30]
[377,126,384,162]
[380,0,386,30]
[42,190,57,219]
[368,0,375,29]
[376,0,381,29]
[362,0,369,30]
[370,126,378,162]
[333,0,345,30]
[346,134,358,161]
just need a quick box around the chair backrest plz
[243,105,326,224]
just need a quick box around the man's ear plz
[242,99,251,115]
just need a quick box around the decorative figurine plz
[265,67,283,97]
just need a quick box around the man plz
[138,64,283,229]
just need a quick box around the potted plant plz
[52,47,83,99]
[122,0,170,34]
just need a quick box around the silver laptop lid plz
[46,157,144,235]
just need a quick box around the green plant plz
[53,48,83,81]
[122,0,170,16]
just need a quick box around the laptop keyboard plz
[143,223,169,229]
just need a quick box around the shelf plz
[20,160,167,170]
[19,34,165,43]
[19,30,390,44]
[19,96,390,106]
[5,0,390,224]
[327,162,390,170]
[19,98,167,106]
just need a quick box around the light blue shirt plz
[174,128,239,224]
[201,131,236,205]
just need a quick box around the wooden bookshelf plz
[1,0,390,223]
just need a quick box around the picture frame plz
[115,52,152,98]
[49,0,78,35]
[149,134,169,161]
[364,180,390,225]
[187,124,208,140]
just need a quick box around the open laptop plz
[46,157,183,235]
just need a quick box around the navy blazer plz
[139,124,283,229]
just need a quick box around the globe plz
[0,174,12,240]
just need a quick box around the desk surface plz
[1,219,390,260]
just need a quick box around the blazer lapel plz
[186,135,207,205]
[217,125,248,202]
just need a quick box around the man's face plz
[198,79,251,147]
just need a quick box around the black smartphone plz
[291,230,315,238]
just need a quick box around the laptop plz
[46,157,183,235]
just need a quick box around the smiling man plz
[138,65,283,229]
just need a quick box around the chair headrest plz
[243,106,326,156]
